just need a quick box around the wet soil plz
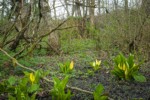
[36,52,150,100]
[38,59,150,100]
[69,67,150,100]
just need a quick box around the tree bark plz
[98,0,101,14]
[129,0,150,52]
[75,0,81,17]
[89,0,95,26]
[10,1,31,51]
[53,0,56,19]
[125,0,128,13]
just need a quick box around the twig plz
[39,19,68,39]
[0,48,35,72]
[0,48,93,95]
[57,26,78,30]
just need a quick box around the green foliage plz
[93,84,108,100]
[0,70,47,100]
[61,35,95,54]
[59,61,74,74]
[0,52,9,63]
[86,22,99,35]
[86,69,95,76]
[7,76,17,86]
[50,76,72,100]
[0,52,11,69]
[24,70,44,84]
[111,53,146,82]
[34,48,47,56]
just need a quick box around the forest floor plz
[0,39,150,100]
[32,50,150,100]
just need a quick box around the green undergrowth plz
[61,38,95,54]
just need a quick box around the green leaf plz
[93,84,105,100]
[15,88,22,100]
[94,84,104,95]
[35,70,42,83]
[59,61,72,74]
[64,90,72,100]
[53,77,60,86]
[31,92,37,100]
[8,94,16,100]
[61,76,69,90]
[28,84,40,93]
[8,76,17,86]
[24,71,30,76]
[127,54,134,68]
[20,77,28,87]
[133,73,146,82]
[111,68,124,78]
[0,82,5,92]
[99,96,108,100]
[130,65,139,73]
[51,76,71,100]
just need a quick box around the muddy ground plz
[36,53,150,100]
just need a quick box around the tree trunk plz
[53,0,56,19]
[85,0,89,16]
[141,0,150,16]
[114,0,118,10]
[64,0,70,16]
[125,0,128,13]
[75,0,81,17]
[39,0,60,54]
[10,1,31,51]
[89,0,95,27]
[98,0,101,14]
[129,0,150,52]
[72,0,75,16]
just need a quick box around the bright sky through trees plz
[48,0,141,18]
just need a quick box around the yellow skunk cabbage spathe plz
[91,59,101,71]
[96,59,101,66]
[92,62,96,67]
[30,73,35,84]
[118,64,126,71]
[69,61,74,70]
[92,59,101,67]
